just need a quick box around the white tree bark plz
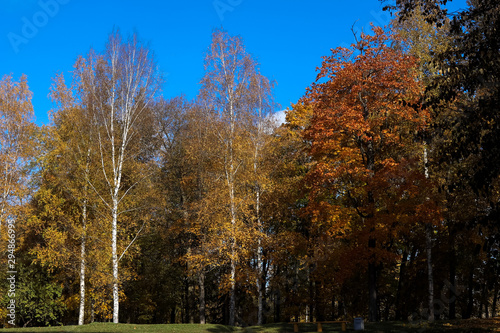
[78,153,90,325]
[228,94,237,327]
[82,32,160,323]
[78,201,86,326]
[200,29,273,326]
[254,93,266,326]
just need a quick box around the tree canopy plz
[1,2,499,326]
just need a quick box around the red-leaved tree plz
[303,27,439,322]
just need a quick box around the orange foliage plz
[303,26,438,280]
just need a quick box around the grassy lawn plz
[0,318,498,332]
[0,323,238,333]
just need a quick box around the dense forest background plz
[1,0,499,327]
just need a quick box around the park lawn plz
[0,318,498,332]
[0,323,238,333]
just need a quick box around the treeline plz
[0,0,499,327]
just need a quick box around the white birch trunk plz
[256,208,263,326]
[111,131,126,324]
[200,30,271,327]
[424,144,435,322]
[229,254,236,326]
[79,149,92,325]
[228,96,237,327]
[78,199,87,325]
[254,104,264,326]
[112,203,119,323]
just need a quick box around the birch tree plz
[392,8,453,321]
[199,28,274,326]
[48,72,101,325]
[200,29,248,326]
[248,76,275,325]
[77,31,161,323]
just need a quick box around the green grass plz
[0,319,498,333]
[0,323,237,333]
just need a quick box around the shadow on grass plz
[205,324,241,332]
[238,322,290,333]
[240,322,338,333]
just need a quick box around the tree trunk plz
[395,250,408,321]
[274,288,281,323]
[199,29,273,328]
[465,268,474,319]
[112,202,119,323]
[316,281,325,321]
[183,277,189,323]
[308,268,314,322]
[480,280,489,318]
[199,270,206,324]
[229,248,236,326]
[294,264,300,322]
[304,265,310,322]
[79,150,91,326]
[223,293,229,325]
[170,307,176,323]
[424,144,434,322]
[368,237,378,322]
[254,96,265,326]
[491,282,498,318]
[78,200,87,325]
[90,297,95,323]
[368,261,378,321]
[338,296,345,320]
[448,227,457,319]
[426,224,435,322]
[365,137,379,323]
[257,248,264,325]
[227,95,237,327]
[255,181,264,325]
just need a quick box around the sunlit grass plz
[0,323,237,333]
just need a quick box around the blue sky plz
[1,0,468,125]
